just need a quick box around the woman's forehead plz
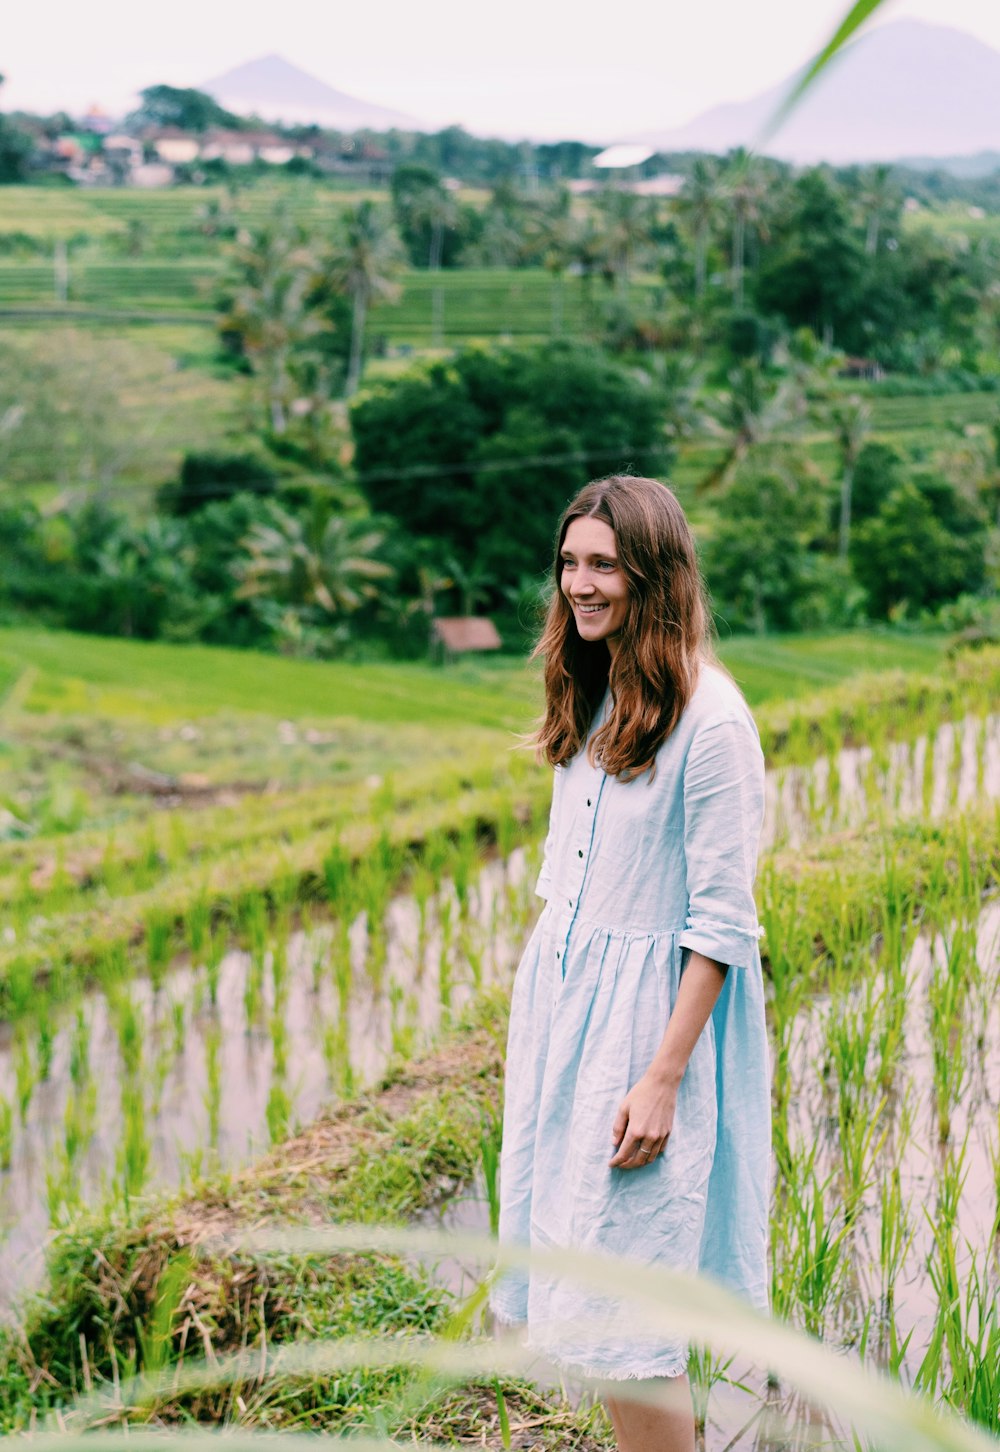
[563,516,617,554]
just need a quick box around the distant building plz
[430,617,503,659]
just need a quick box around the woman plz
[491,476,770,1452]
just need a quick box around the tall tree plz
[322,202,405,397]
[235,496,393,617]
[218,222,324,434]
[857,163,900,257]
[675,157,723,300]
[720,149,771,309]
[591,187,658,294]
[527,188,580,337]
[829,395,872,558]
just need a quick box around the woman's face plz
[560,516,630,652]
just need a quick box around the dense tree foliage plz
[127,85,244,133]
[351,344,671,591]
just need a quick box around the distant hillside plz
[633,20,1000,165]
[895,150,1000,178]
[200,54,421,132]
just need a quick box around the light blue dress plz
[492,663,770,1380]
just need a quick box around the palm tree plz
[591,187,658,295]
[219,221,323,434]
[857,164,899,257]
[235,496,394,616]
[829,395,872,558]
[700,359,806,492]
[527,188,580,337]
[323,202,405,397]
[720,149,770,309]
[675,158,723,301]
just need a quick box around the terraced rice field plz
[0,628,999,1448]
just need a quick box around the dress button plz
[577,849,583,858]
[587,798,592,807]
[568,898,573,907]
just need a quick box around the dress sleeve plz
[677,713,765,970]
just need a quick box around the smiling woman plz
[492,476,769,1452]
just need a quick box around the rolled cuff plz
[679,916,763,969]
[535,867,551,900]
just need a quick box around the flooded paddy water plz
[0,707,999,1444]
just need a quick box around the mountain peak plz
[200,54,421,133]
[633,19,1000,165]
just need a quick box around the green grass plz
[0,624,948,728]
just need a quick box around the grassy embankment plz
[0,622,960,999]
[2,630,1000,1445]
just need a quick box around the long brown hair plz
[534,475,712,780]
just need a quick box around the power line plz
[0,442,681,506]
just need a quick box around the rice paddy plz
[1,634,999,1448]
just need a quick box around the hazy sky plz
[5,0,1000,140]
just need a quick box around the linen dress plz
[491,662,770,1380]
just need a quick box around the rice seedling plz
[111,987,144,1078]
[170,995,187,1058]
[269,1006,289,1080]
[388,982,417,1063]
[0,1095,13,1170]
[205,923,224,1006]
[13,1025,36,1124]
[119,1077,151,1204]
[265,1079,291,1143]
[36,1007,55,1081]
[63,1077,97,1166]
[876,1166,914,1320]
[185,884,212,962]
[479,1104,502,1236]
[67,1006,90,1087]
[927,959,968,1143]
[204,1017,222,1146]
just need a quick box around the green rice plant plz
[36,1008,55,1081]
[46,1144,80,1222]
[0,1094,13,1169]
[410,861,436,973]
[270,929,290,1008]
[6,953,36,1020]
[204,1017,222,1146]
[688,1343,751,1448]
[771,1140,851,1340]
[388,982,416,1064]
[461,926,484,993]
[99,829,124,896]
[837,1090,886,1227]
[322,835,354,912]
[171,995,187,1059]
[877,1166,914,1319]
[67,1007,90,1088]
[63,1077,97,1165]
[119,1077,151,1204]
[239,888,269,962]
[13,1024,36,1124]
[927,961,968,1143]
[270,1006,289,1080]
[185,884,212,962]
[450,823,480,923]
[112,987,144,1078]
[332,924,353,1017]
[204,924,224,1007]
[136,821,164,890]
[243,956,263,1027]
[479,1103,503,1236]
[265,1079,291,1143]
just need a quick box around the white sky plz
[4,0,1000,141]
